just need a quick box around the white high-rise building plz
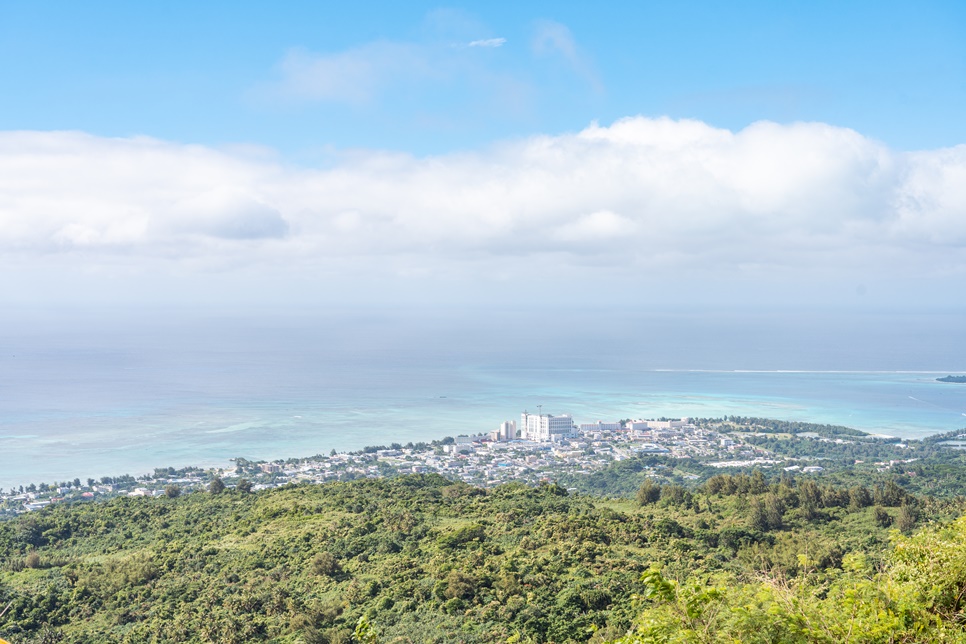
[521,411,576,442]
[499,421,517,441]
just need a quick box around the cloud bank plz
[1,117,964,291]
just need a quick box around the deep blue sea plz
[2,307,965,490]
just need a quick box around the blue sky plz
[2,1,964,153]
[0,1,965,309]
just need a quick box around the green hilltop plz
[3,470,966,643]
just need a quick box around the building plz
[647,418,690,430]
[499,420,517,441]
[521,411,576,442]
[490,422,516,442]
[628,418,691,431]
[579,421,623,432]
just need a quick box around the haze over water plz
[2,306,964,490]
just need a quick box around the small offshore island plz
[938,374,966,383]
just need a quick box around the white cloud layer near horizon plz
[1,117,965,298]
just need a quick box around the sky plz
[1,1,965,311]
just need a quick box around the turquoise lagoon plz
[1,308,964,489]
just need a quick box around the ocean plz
[1,307,965,490]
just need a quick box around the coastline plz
[5,415,962,518]
[4,370,966,491]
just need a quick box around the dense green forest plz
[2,470,965,643]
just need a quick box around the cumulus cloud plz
[165,188,288,240]
[552,210,638,245]
[0,118,964,284]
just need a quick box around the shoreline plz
[5,415,963,518]
[2,408,958,492]
[4,371,965,490]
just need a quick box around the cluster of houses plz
[230,414,762,489]
[1,412,783,514]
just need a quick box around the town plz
[0,412,920,517]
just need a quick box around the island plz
[938,375,966,383]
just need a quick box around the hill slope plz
[0,474,961,643]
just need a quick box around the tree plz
[875,480,905,507]
[896,503,919,533]
[354,615,379,644]
[749,469,767,494]
[25,551,41,569]
[636,479,661,505]
[237,479,253,494]
[659,485,689,506]
[749,498,769,531]
[208,477,225,495]
[764,493,785,530]
[873,506,892,527]
[165,485,182,498]
[849,485,872,510]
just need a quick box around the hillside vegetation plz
[1,473,964,643]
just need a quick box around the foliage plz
[0,472,963,643]
[610,517,966,643]
[208,477,226,495]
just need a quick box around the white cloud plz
[532,20,602,92]
[468,37,506,48]
[0,118,964,289]
[266,42,428,104]
[164,188,288,240]
[261,36,509,106]
[552,210,638,244]
[532,20,578,60]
